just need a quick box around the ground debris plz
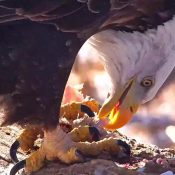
[0,125,175,175]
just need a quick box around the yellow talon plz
[60,99,100,120]
[25,146,45,173]
[76,138,120,156]
[69,126,95,142]
[17,126,43,152]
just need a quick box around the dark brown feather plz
[102,0,175,32]
[0,22,81,128]
[0,0,175,31]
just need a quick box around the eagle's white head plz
[88,17,175,130]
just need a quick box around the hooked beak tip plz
[98,103,139,130]
[98,77,140,130]
[104,107,138,130]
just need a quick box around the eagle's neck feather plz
[88,16,175,94]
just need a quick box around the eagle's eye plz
[141,77,155,87]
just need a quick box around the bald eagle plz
[0,0,175,173]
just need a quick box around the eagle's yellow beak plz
[98,78,140,130]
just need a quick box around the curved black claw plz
[117,140,131,156]
[111,140,131,164]
[10,160,26,175]
[89,126,100,141]
[10,140,20,163]
[80,104,95,117]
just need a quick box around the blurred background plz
[64,40,175,149]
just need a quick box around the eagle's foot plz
[25,126,83,173]
[76,137,131,157]
[17,126,43,152]
[25,126,130,173]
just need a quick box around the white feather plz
[88,16,175,103]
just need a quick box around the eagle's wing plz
[0,0,174,32]
[0,0,109,32]
[102,0,175,32]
